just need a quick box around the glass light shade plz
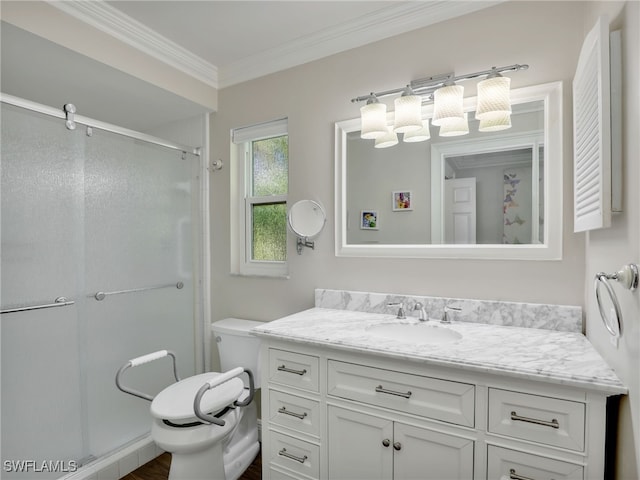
[431,84,464,126]
[393,94,422,133]
[478,112,512,132]
[475,75,511,120]
[360,102,388,139]
[403,119,431,143]
[439,113,469,137]
[374,127,398,148]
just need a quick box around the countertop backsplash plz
[315,288,582,333]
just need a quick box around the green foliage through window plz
[252,136,288,196]
[252,203,287,261]
[250,135,288,262]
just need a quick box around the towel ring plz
[594,264,638,338]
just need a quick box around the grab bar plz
[116,350,180,401]
[194,367,256,426]
[0,296,75,315]
[93,281,184,301]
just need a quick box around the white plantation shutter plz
[573,15,611,232]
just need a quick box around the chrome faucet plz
[441,305,462,324]
[413,302,428,321]
[387,302,406,319]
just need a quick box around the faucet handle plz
[387,302,406,319]
[442,305,462,324]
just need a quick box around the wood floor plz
[121,450,261,480]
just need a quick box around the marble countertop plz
[252,307,627,395]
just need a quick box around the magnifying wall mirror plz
[335,82,563,260]
[288,199,326,254]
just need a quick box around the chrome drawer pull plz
[278,406,308,420]
[277,364,307,376]
[509,468,537,480]
[510,411,559,429]
[278,448,308,464]
[375,385,412,399]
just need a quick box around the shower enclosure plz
[1,97,204,478]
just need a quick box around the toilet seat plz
[151,372,244,422]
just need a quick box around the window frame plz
[231,119,288,277]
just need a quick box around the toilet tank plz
[211,318,262,387]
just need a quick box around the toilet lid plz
[151,372,244,421]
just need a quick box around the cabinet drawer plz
[268,467,302,480]
[268,431,320,480]
[268,389,320,437]
[488,388,585,451]
[268,349,319,392]
[487,445,584,480]
[327,360,475,427]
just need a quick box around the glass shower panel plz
[83,130,198,456]
[1,103,85,477]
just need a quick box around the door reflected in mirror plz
[335,83,563,260]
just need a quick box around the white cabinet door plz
[328,406,393,480]
[394,422,474,480]
[328,406,474,480]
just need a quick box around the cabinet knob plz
[382,439,391,447]
[393,442,402,451]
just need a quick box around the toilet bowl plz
[115,318,263,480]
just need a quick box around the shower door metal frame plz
[0,93,200,156]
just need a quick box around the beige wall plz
[212,1,640,476]
[3,0,637,475]
[0,0,218,111]
[211,0,587,319]
[581,2,640,478]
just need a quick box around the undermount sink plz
[367,322,462,345]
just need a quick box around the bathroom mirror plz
[335,82,563,260]
[288,199,326,254]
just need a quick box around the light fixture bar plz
[351,63,528,104]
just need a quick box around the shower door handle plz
[0,297,75,315]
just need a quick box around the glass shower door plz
[1,99,202,474]
[82,129,198,456]
[1,103,86,478]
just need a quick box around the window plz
[231,119,288,276]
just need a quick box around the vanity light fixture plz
[403,119,431,143]
[359,94,387,139]
[476,70,512,121]
[393,86,423,133]
[439,112,469,137]
[431,83,464,127]
[478,111,512,132]
[351,63,528,146]
[374,126,399,149]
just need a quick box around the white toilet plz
[116,318,262,480]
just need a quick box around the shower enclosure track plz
[0,93,200,156]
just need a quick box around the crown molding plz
[218,1,504,88]
[48,0,219,88]
[48,0,502,90]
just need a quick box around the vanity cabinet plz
[259,339,616,480]
[327,406,474,480]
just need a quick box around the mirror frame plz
[334,81,563,260]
